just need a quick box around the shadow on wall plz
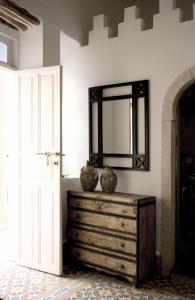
[62,177,81,240]
[13,0,195,68]
[13,0,156,45]
[13,0,195,46]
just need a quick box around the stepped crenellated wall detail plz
[87,0,194,46]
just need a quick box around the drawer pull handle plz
[121,222,125,227]
[120,264,125,270]
[121,242,125,248]
[96,201,103,210]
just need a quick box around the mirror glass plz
[103,99,133,154]
[137,97,145,154]
[92,102,98,153]
[103,157,133,168]
[103,85,132,97]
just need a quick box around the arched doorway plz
[161,67,195,275]
[176,83,195,276]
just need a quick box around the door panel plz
[18,186,36,263]
[39,74,55,151]
[19,74,37,152]
[39,188,54,265]
[11,66,62,275]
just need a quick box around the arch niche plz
[161,66,195,275]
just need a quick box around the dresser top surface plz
[67,190,155,205]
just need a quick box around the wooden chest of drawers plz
[67,190,156,285]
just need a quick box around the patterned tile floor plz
[0,263,195,300]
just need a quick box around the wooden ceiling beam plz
[0,16,19,30]
[0,11,28,31]
[0,0,40,31]
[0,6,32,27]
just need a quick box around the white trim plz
[0,63,16,71]
[0,26,19,68]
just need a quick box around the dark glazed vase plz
[100,166,117,193]
[80,161,99,192]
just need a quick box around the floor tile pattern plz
[0,263,195,299]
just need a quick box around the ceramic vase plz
[100,166,117,193]
[80,161,99,192]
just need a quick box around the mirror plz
[102,99,133,154]
[89,80,149,170]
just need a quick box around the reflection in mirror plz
[103,85,132,97]
[92,102,98,153]
[103,99,133,154]
[137,97,145,154]
[103,157,133,168]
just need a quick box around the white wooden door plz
[8,66,62,275]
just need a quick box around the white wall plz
[61,1,195,251]
[15,0,195,70]
[10,0,195,252]
[14,0,158,47]
[6,0,195,70]
[13,0,195,46]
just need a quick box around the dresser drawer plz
[69,245,136,278]
[67,190,156,285]
[68,226,137,256]
[68,196,137,218]
[69,209,137,235]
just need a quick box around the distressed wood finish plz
[68,196,137,218]
[67,190,156,285]
[69,223,136,240]
[0,9,28,30]
[0,0,40,24]
[68,226,137,255]
[68,190,150,204]
[0,15,18,29]
[0,0,40,31]
[69,245,137,277]
[138,203,156,281]
[69,209,137,234]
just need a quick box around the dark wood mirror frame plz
[89,80,149,170]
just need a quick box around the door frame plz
[161,67,195,275]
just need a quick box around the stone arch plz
[161,67,195,275]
